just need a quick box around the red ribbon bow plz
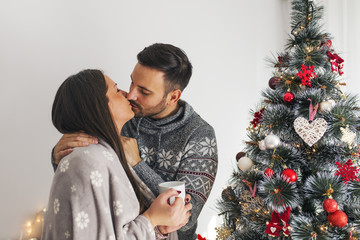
[265,207,291,237]
[327,51,344,76]
[197,234,206,240]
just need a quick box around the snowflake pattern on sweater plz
[122,100,218,240]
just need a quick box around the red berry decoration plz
[281,168,297,182]
[323,199,338,213]
[264,168,275,178]
[269,77,281,90]
[283,92,295,102]
[328,210,348,228]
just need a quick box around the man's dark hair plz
[137,43,192,93]
[52,69,145,211]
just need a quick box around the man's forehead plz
[131,66,166,92]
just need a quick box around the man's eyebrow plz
[130,74,153,93]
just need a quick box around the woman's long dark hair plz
[52,69,144,211]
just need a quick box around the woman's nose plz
[119,89,128,98]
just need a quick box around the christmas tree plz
[216,0,360,239]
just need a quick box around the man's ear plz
[167,89,182,106]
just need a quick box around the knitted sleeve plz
[133,123,218,236]
[175,123,218,233]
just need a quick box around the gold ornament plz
[215,223,232,240]
[340,125,356,147]
[239,190,264,216]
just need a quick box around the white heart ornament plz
[294,117,327,147]
[270,227,277,233]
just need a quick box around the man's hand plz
[53,132,98,165]
[120,136,142,167]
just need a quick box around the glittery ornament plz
[340,125,356,147]
[328,210,348,227]
[283,92,295,102]
[294,117,327,147]
[323,198,338,213]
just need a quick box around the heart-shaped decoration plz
[294,117,327,146]
[270,227,277,233]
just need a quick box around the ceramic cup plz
[158,181,185,205]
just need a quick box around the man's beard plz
[129,97,167,118]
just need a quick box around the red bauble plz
[283,92,295,102]
[328,210,348,228]
[281,169,297,182]
[269,77,281,90]
[264,168,275,178]
[323,199,338,213]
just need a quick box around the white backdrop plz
[0,0,359,239]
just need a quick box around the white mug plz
[158,181,185,205]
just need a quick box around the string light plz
[21,208,46,239]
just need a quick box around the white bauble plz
[264,134,281,149]
[237,156,253,171]
[259,140,266,150]
[327,99,336,107]
[319,101,333,113]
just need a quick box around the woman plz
[42,69,192,239]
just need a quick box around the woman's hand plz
[142,189,192,228]
[157,194,192,234]
[53,132,98,164]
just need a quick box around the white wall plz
[0,0,359,239]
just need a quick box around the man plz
[52,43,218,240]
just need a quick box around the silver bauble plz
[259,140,266,150]
[237,156,253,171]
[264,134,281,149]
[319,101,333,113]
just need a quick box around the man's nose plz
[127,88,137,100]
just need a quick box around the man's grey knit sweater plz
[122,100,218,240]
